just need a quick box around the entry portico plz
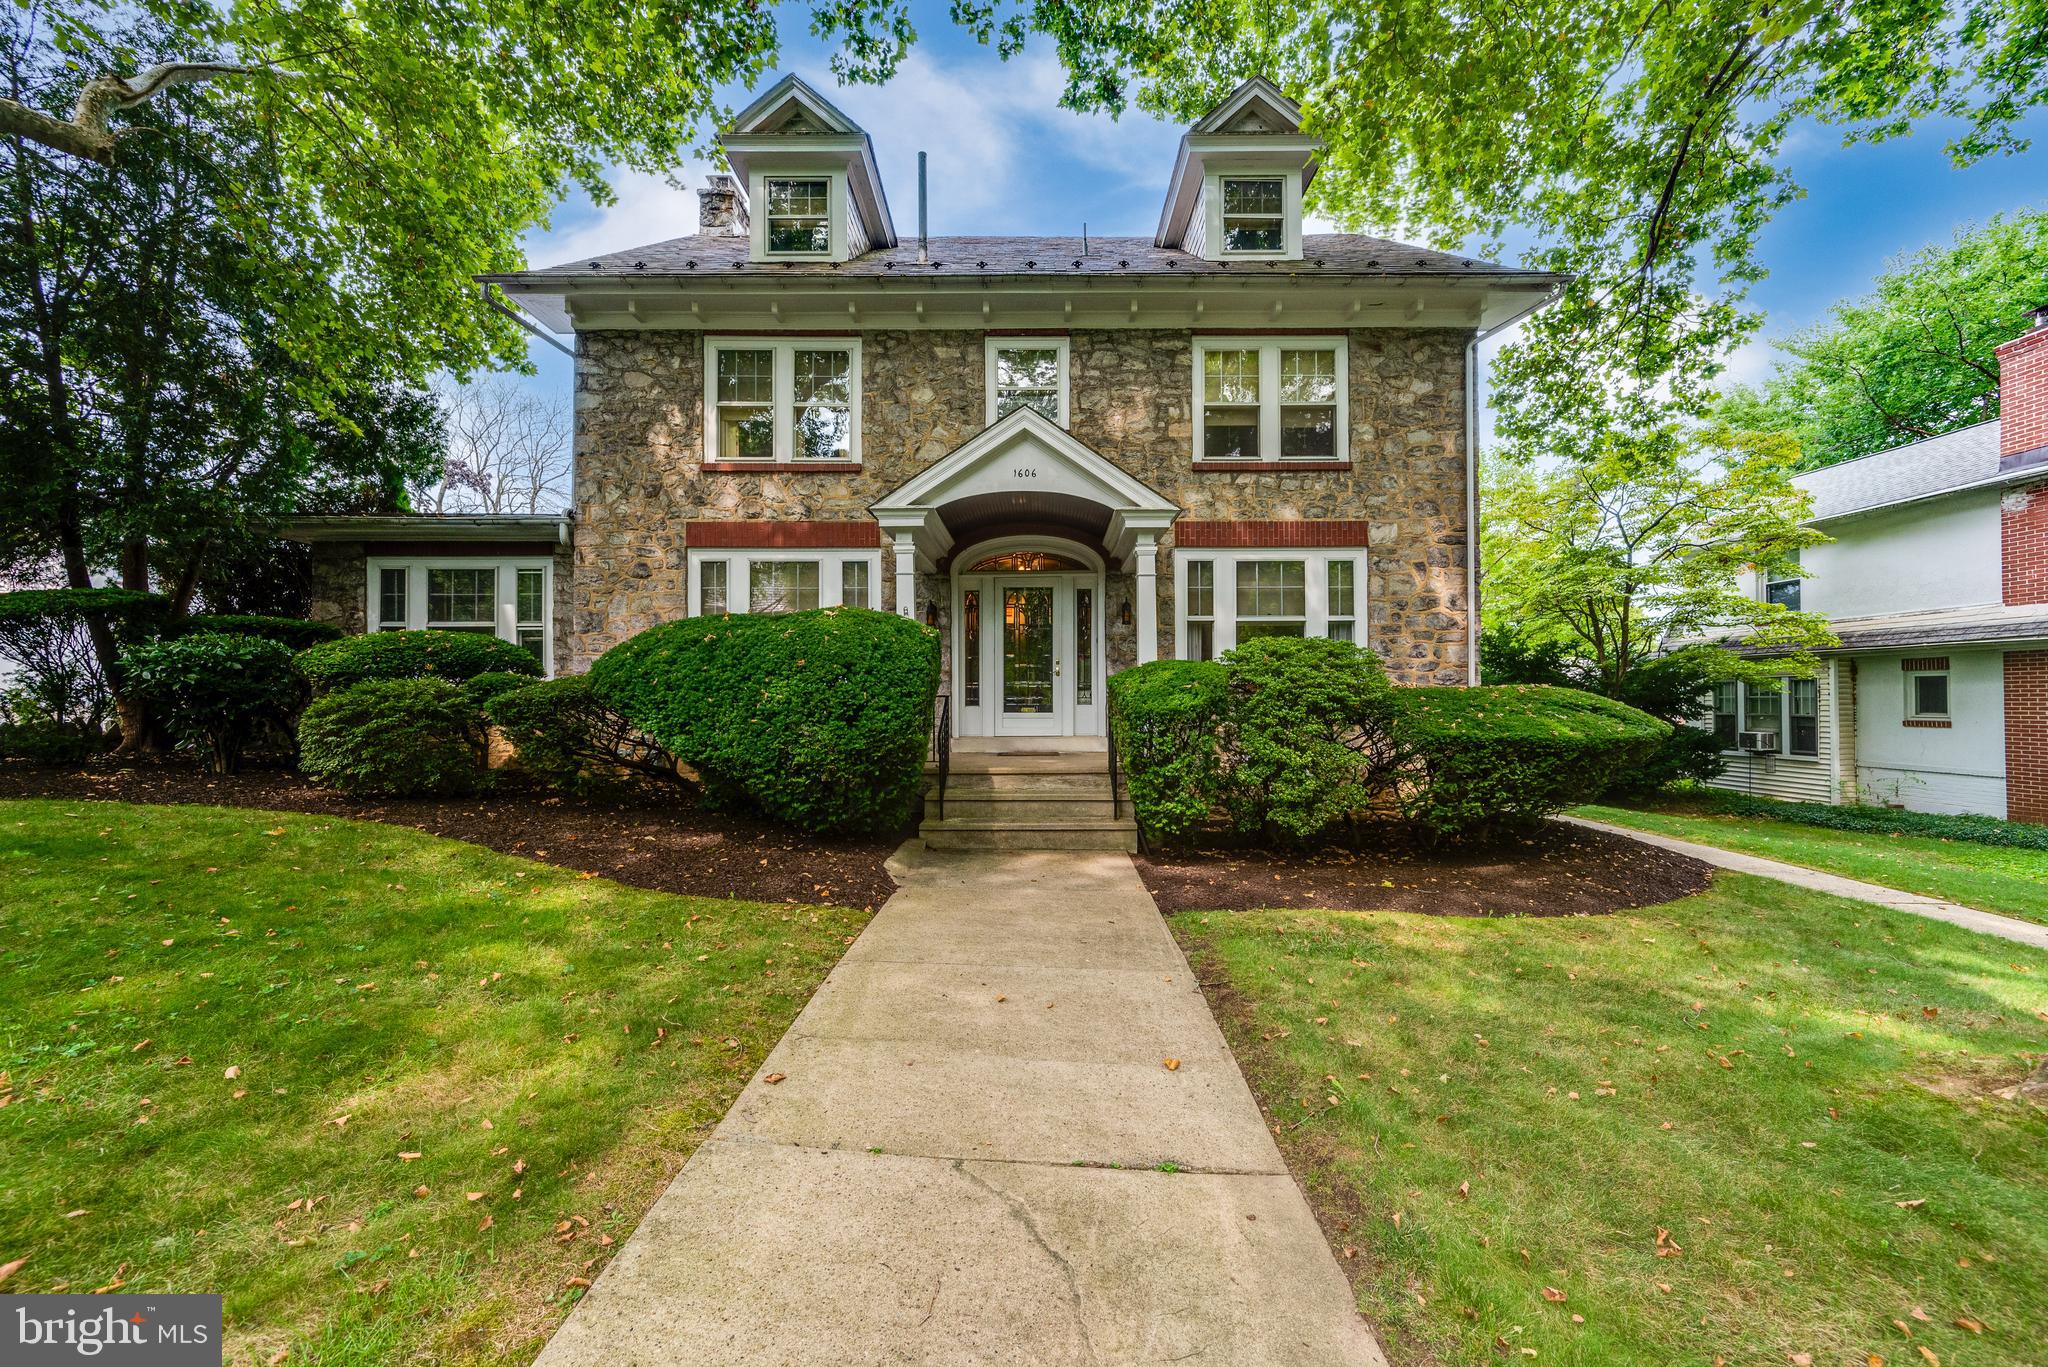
[872,408,1179,739]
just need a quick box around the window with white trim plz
[1219,177,1285,253]
[986,338,1069,425]
[366,557,553,673]
[1764,551,1802,610]
[1719,677,1820,757]
[687,547,882,617]
[1194,338,1345,463]
[707,337,861,464]
[764,177,831,255]
[1174,548,1366,656]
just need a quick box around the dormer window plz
[764,177,831,254]
[1220,178,1286,253]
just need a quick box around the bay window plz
[367,558,553,673]
[1174,549,1365,656]
[1194,338,1346,463]
[706,337,862,465]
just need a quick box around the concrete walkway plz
[1562,815,2048,950]
[535,845,1386,1367]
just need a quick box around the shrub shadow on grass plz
[1137,820,1711,916]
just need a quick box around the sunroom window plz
[707,339,861,464]
[1184,560,1215,661]
[1220,177,1285,253]
[428,567,496,633]
[749,560,820,613]
[368,558,553,674]
[764,177,831,254]
[690,547,879,617]
[1178,548,1363,656]
[1196,339,1345,463]
[1326,561,1356,642]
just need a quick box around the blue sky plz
[506,9,2048,434]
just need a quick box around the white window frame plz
[1905,667,1951,721]
[750,171,843,262]
[1203,169,1303,260]
[1192,337,1347,464]
[1173,548,1367,657]
[687,547,883,617]
[1720,676,1821,758]
[984,336,1070,427]
[364,557,554,676]
[704,336,863,466]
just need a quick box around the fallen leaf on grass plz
[1895,1198,1925,1209]
[0,1257,24,1287]
[1541,1287,1567,1303]
[1918,1350,1939,1366]
[224,1066,240,1080]
[1909,1307,1931,1322]
[465,1192,485,1202]
[478,1214,493,1231]
[264,827,286,837]
[413,1186,429,1198]
[398,1152,422,1161]
[565,1276,591,1289]
[1953,1318,1982,1334]
[268,1350,288,1365]
[1789,1355,1813,1366]
[63,1210,88,1220]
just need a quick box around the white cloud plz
[524,165,709,271]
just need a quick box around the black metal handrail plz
[1106,705,1122,821]
[930,692,952,821]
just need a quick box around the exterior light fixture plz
[923,602,939,627]
[1119,600,1133,627]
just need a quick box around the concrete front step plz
[926,793,1120,822]
[919,816,1140,853]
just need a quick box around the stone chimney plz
[697,173,749,237]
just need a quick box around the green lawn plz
[1174,875,2048,1367]
[0,799,870,1365]
[1579,799,2048,926]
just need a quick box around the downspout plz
[480,282,574,358]
[1463,284,1565,685]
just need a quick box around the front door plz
[997,580,1061,736]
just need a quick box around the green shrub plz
[462,671,535,707]
[0,691,109,764]
[296,630,540,694]
[1392,685,1669,841]
[121,633,303,774]
[1107,660,1229,843]
[177,614,343,652]
[486,675,682,798]
[591,608,941,834]
[1701,791,2048,851]
[1614,725,1726,793]
[0,587,171,734]
[297,678,487,796]
[1219,636,1398,842]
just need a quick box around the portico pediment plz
[870,409,1179,568]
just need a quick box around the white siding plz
[1706,667,1844,805]
[1850,649,2008,818]
[1802,489,2003,619]
[1183,185,1209,258]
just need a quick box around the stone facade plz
[307,540,575,678]
[570,325,1473,684]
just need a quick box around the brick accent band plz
[2007,650,2048,825]
[683,520,880,549]
[1902,718,1953,729]
[1900,656,1950,672]
[1174,520,1373,548]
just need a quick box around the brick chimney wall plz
[1999,316,2048,605]
[697,173,750,236]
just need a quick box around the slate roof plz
[498,233,1549,283]
[1803,604,2048,651]
[1795,421,2005,521]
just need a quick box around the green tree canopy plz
[1481,426,1836,691]
[1719,209,2048,468]
[958,0,2048,456]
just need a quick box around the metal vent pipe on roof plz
[918,151,928,264]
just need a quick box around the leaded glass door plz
[996,581,1060,735]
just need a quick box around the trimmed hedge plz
[121,632,303,774]
[297,678,488,796]
[591,608,941,834]
[1701,791,2048,851]
[1221,636,1397,841]
[1392,685,1669,841]
[462,671,536,707]
[177,613,342,651]
[1107,660,1228,843]
[0,587,169,637]
[486,674,682,798]
[296,630,541,694]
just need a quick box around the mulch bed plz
[1137,821,1712,917]
[0,760,901,910]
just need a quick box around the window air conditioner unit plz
[1738,730,1780,753]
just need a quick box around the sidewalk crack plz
[954,1160,1103,1365]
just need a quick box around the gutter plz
[1462,281,1567,684]
[480,282,574,358]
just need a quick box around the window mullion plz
[409,565,427,631]
[773,345,793,463]
[1259,347,1280,461]
[497,564,516,644]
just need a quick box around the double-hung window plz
[367,558,553,673]
[986,338,1069,425]
[1326,561,1356,641]
[1219,177,1286,253]
[1195,338,1345,463]
[1184,561,1216,661]
[1764,554,1802,610]
[707,337,861,464]
[689,547,882,617]
[764,177,831,255]
[1711,682,1739,748]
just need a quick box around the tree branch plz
[0,62,299,162]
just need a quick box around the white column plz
[893,532,918,619]
[1134,534,1159,665]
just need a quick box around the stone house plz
[296,74,1560,750]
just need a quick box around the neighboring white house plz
[1708,307,2048,821]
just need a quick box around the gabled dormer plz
[1155,76,1320,262]
[720,74,897,264]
